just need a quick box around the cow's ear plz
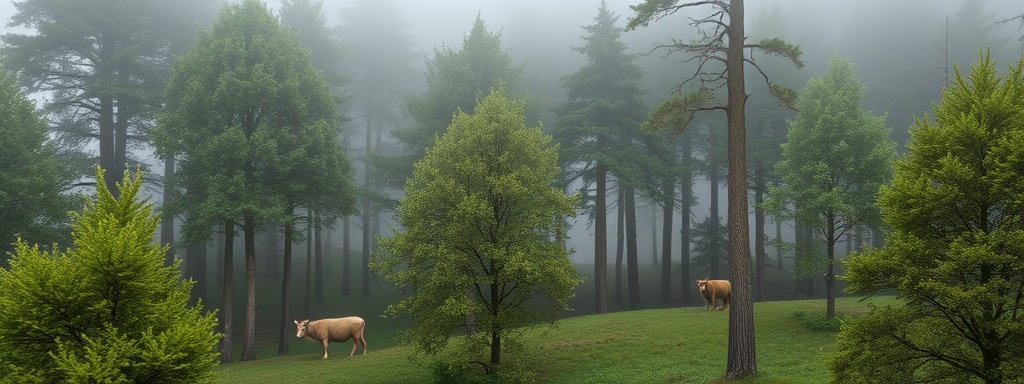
[294,320,299,325]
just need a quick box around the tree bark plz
[826,220,836,321]
[219,220,235,363]
[725,0,757,378]
[625,186,640,310]
[186,242,207,307]
[594,162,608,314]
[661,177,674,303]
[241,214,257,361]
[99,93,117,196]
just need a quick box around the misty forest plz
[1,0,1023,382]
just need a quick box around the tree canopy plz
[373,88,581,377]
[0,168,219,383]
[830,51,1024,383]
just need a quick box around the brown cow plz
[696,279,731,311]
[295,317,367,359]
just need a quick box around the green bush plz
[792,311,842,332]
[0,168,220,383]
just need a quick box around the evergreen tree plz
[3,0,172,196]
[0,168,219,383]
[629,0,802,377]
[153,0,356,362]
[829,51,1024,384]
[554,1,648,314]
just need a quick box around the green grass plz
[217,295,895,383]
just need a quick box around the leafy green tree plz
[0,168,219,383]
[0,66,75,257]
[764,55,896,321]
[629,0,802,378]
[3,0,172,196]
[153,0,355,362]
[554,1,649,314]
[829,52,1024,384]
[373,89,581,376]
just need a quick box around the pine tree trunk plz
[278,210,294,355]
[661,177,674,303]
[754,163,766,302]
[241,214,257,361]
[725,0,757,377]
[680,134,693,305]
[186,242,207,307]
[99,93,117,197]
[219,220,235,363]
[594,163,608,314]
[775,218,783,270]
[305,213,313,318]
[652,202,658,265]
[114,100,129,192]
[826,221,836,321]
[615,186,625,303]
[625,187,640,310]
[709,128,722,279]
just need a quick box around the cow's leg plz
[360,334,367,355]
[350,339,357,357]
[322,340,329,359]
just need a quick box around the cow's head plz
[696,279,709,291]
[294,319,310,338]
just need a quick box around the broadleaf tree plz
[628,0,802,378]
[0,168,219,383]
[764,54,896,321]
[153,0,356,362]
[828,51,1024,384]
[373,89,581,377]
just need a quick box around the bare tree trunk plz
[278,210,294,355]
[362,107,373,296]
[186,242,207,307]
[754,163,766,302]
[305,212,313,318]
[615,186,625,303]
[625,186,640,310]
[661,177,674,304]
[680,133,693,305]
[776,218,783,270]
[725,0,757,377]
[241,214,257,361]
[709,127,722,279]
[652,202,658,265]
[219,220,235,363]
[594,163,608,314]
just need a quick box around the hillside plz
[217,296,893,383]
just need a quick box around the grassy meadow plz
[216,296,893,383]
[196,241,874,382]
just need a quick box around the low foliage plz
[0,168,220,383]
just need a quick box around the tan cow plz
[295,317,367,359]
[696,279,731,311]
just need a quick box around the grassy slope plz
[218,296,894,383]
